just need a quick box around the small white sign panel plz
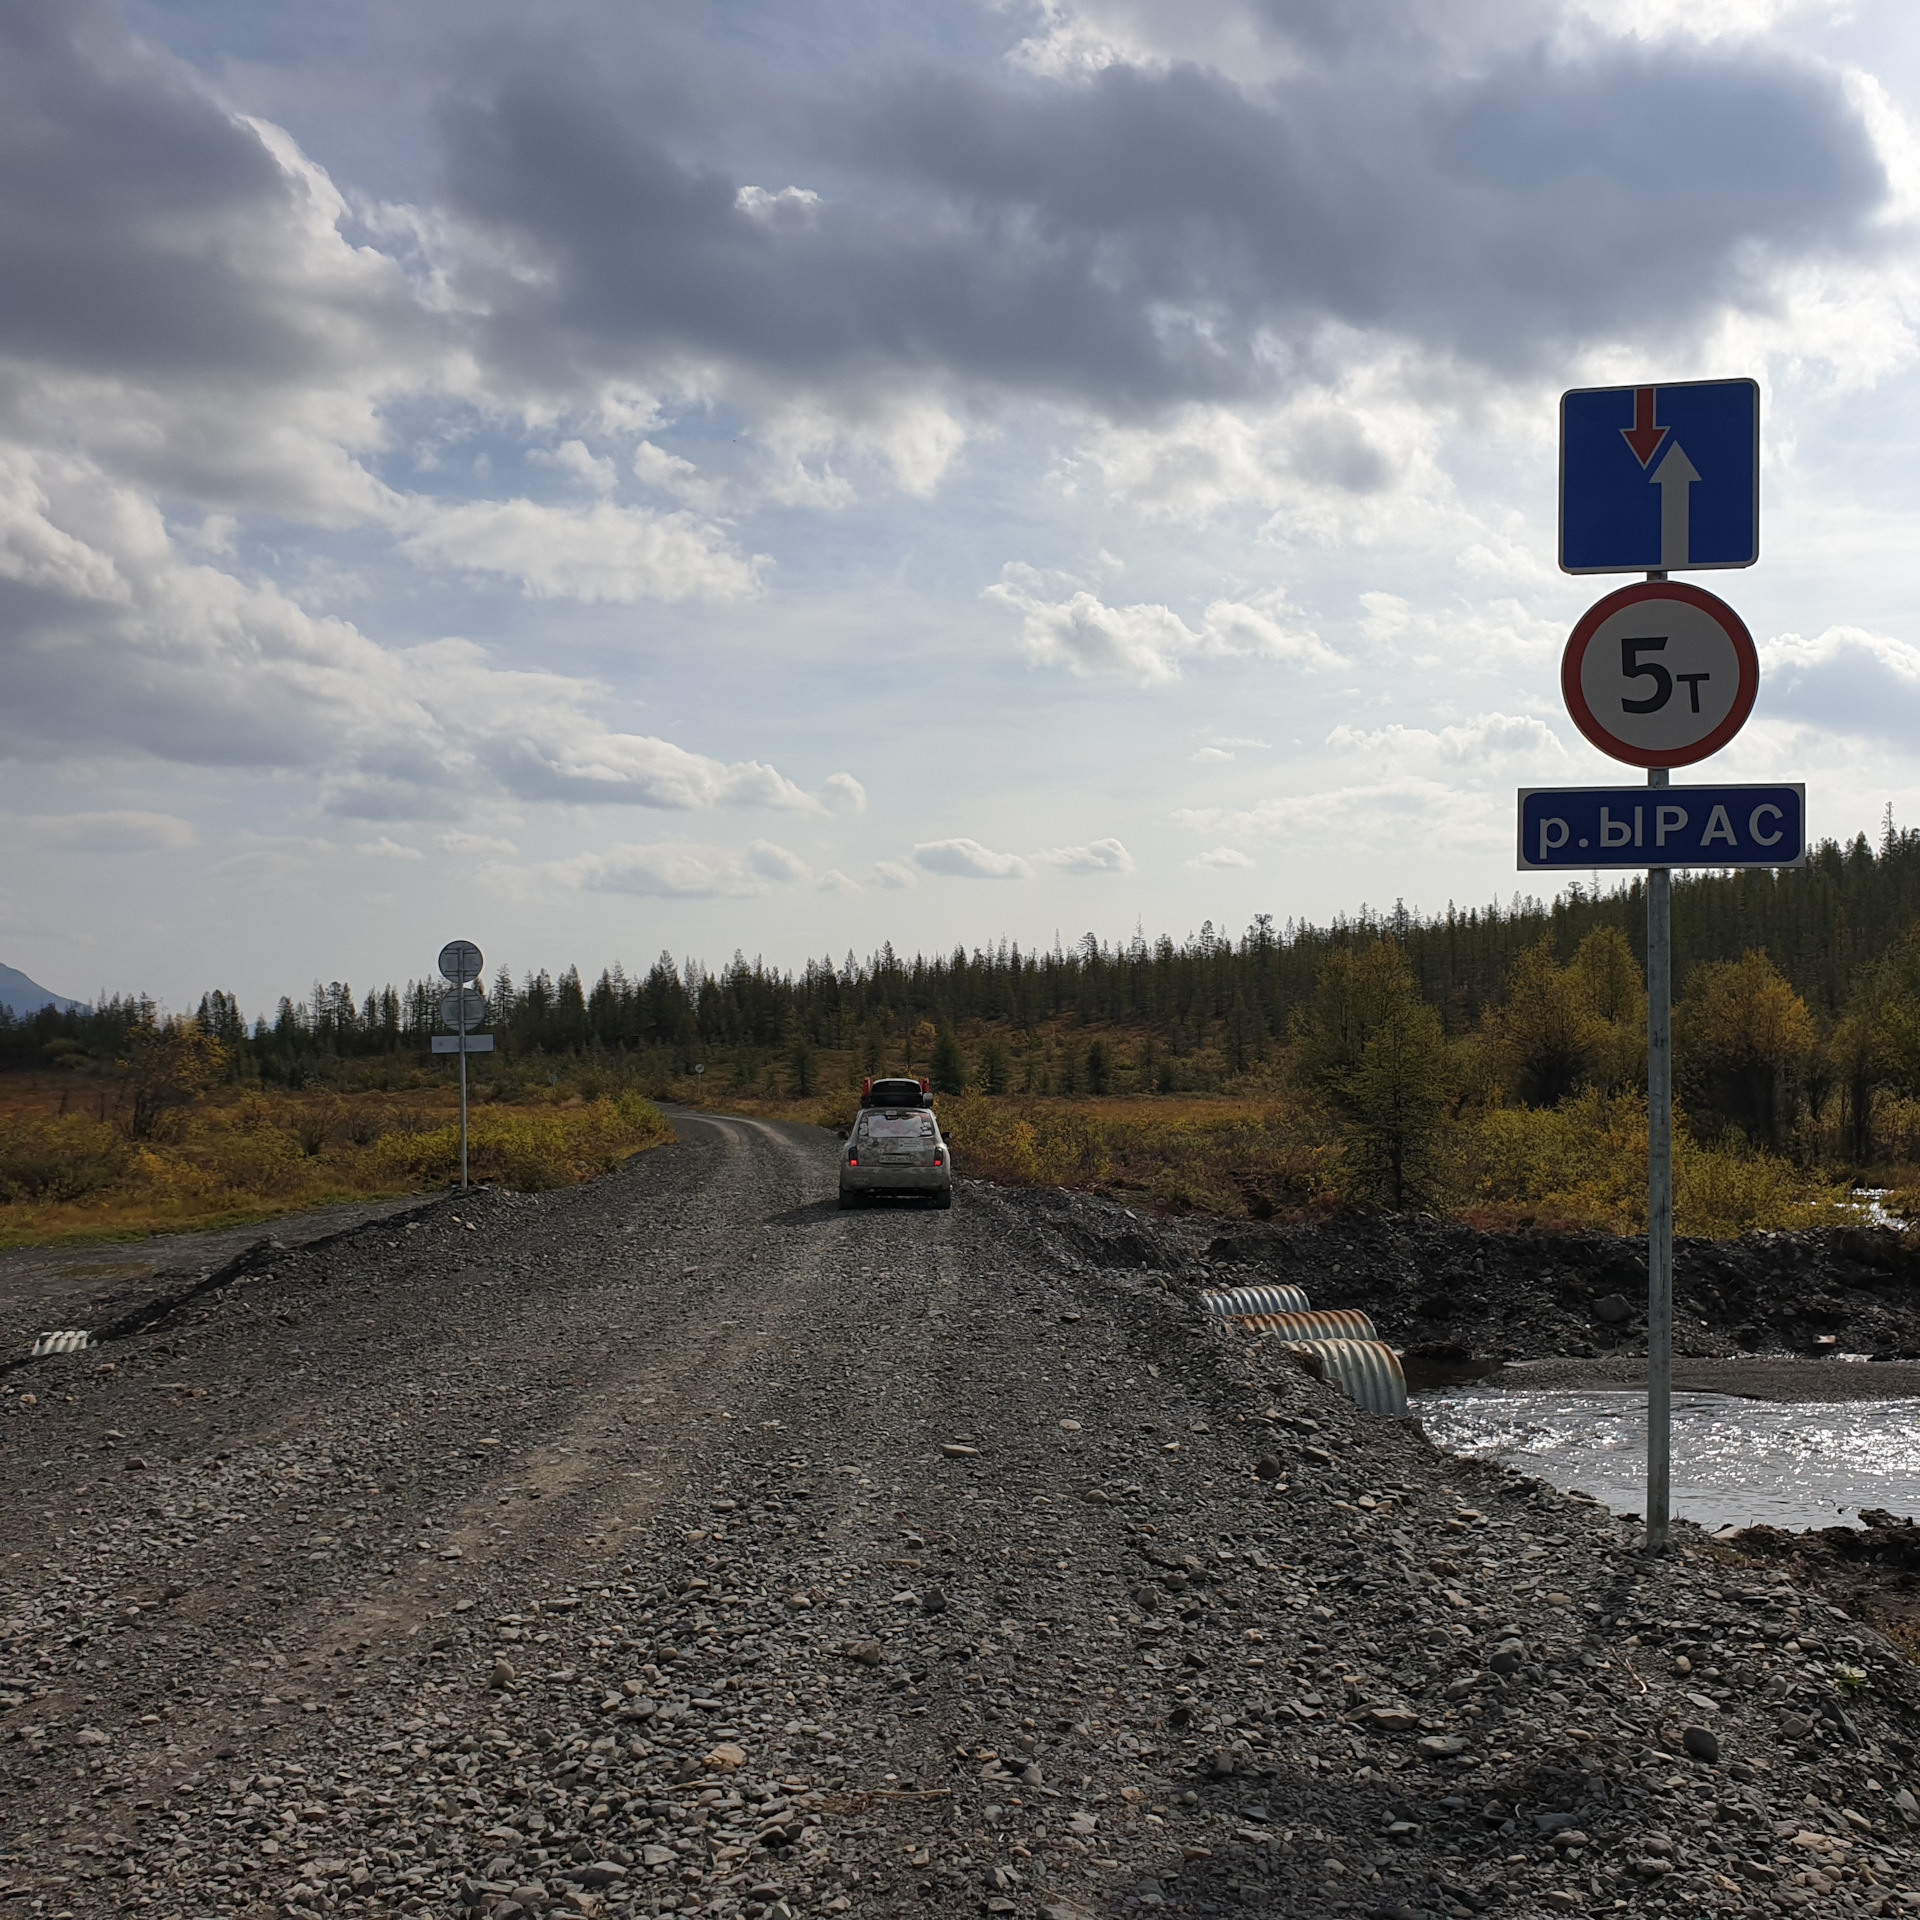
[432,1033,495,1053]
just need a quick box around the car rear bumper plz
[840,1163,952,1195]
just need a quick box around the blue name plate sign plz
[1518,784,1805,870]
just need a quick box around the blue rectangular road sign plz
[1518,784,1804,870]
[1560,378,1758,574]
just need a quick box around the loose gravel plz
[4,1116,1920,1918]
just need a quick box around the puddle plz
[1418,1386,1920,1533]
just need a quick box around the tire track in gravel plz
[0,1115,870,1885]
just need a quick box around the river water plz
[1417,1386,1920,1533]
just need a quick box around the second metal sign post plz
[435,938,491,1191]
[1546,377,1781,1554]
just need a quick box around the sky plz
[5,0,1920,1012]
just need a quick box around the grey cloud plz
[8,809,195,853]
[0,2,300,382]
[1761,629,1920,741]
[0,5,436,521]
[435,25,1887,411]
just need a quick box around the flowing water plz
[1417,1386,1920,1533]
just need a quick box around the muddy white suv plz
[839,1077,953,1209]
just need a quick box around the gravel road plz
[6,1114,1920,1919]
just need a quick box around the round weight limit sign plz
[1561,580,1758,768]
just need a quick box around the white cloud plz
[0,452,817,821]
[1190,846,1256,870]
[11,810,195,853]
[1175,778,1509,856]
[746,838,810,883]
[817,868,861,893]
[1327,713,1568,767]
[986,574,1337,686]
[632,441,727,511]
[873,859,919,889]
[735,185,823,227]
[822,772,868,814]
[0,451,130,603]
[751,394,970,505]
[395,496,766,604]
[179,513,238,557]
[913,837,1035,880]
[1192,735,1268,762]
[1039,837,1135,874]
[1357,592,1565,674]
[1074,379,1439,526]
[556,838,810,898]
[436,828,519,857]
[354,835,424,860]
[533,439,618,493]
[1563,0,1834,44]
[912,835,1132,878]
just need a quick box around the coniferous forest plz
[8,819,1918,1070]
[14,821,1920,1236]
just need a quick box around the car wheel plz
[933,1189,953,1210]
[838,1190,861,1211]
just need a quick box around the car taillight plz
[848,1155,858,1167]
[934,1155,943,1167]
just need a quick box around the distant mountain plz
[0,964,85,1018]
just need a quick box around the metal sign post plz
[435,941,491,1191]
[1538,388,1788,1552]
[1646,764,1673,1552]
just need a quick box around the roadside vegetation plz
[0,1057,670,1244]
[18,821,1920,1241]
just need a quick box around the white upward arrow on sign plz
[1652,441,1699,570]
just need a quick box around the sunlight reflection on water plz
[1417,1388,1920,1533]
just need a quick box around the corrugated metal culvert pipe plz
[1229,1308,1378,1342]
[1200,1284,1408,1419]
[1199,1283,1312,1317]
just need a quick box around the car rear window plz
[861,1115,933,1139]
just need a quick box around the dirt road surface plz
[6,1115,1920,1919]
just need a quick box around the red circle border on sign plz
[1560,579,1760,769]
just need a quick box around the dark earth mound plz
[1025,1192,1920,1368]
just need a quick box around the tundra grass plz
[0,1082,672,1246]
[665,1070,1857,1236]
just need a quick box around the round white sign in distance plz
[440,988,486,1028]
[438,938,484,985]
[1561,581,1758,769]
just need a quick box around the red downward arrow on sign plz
[1621,387,1669,468]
